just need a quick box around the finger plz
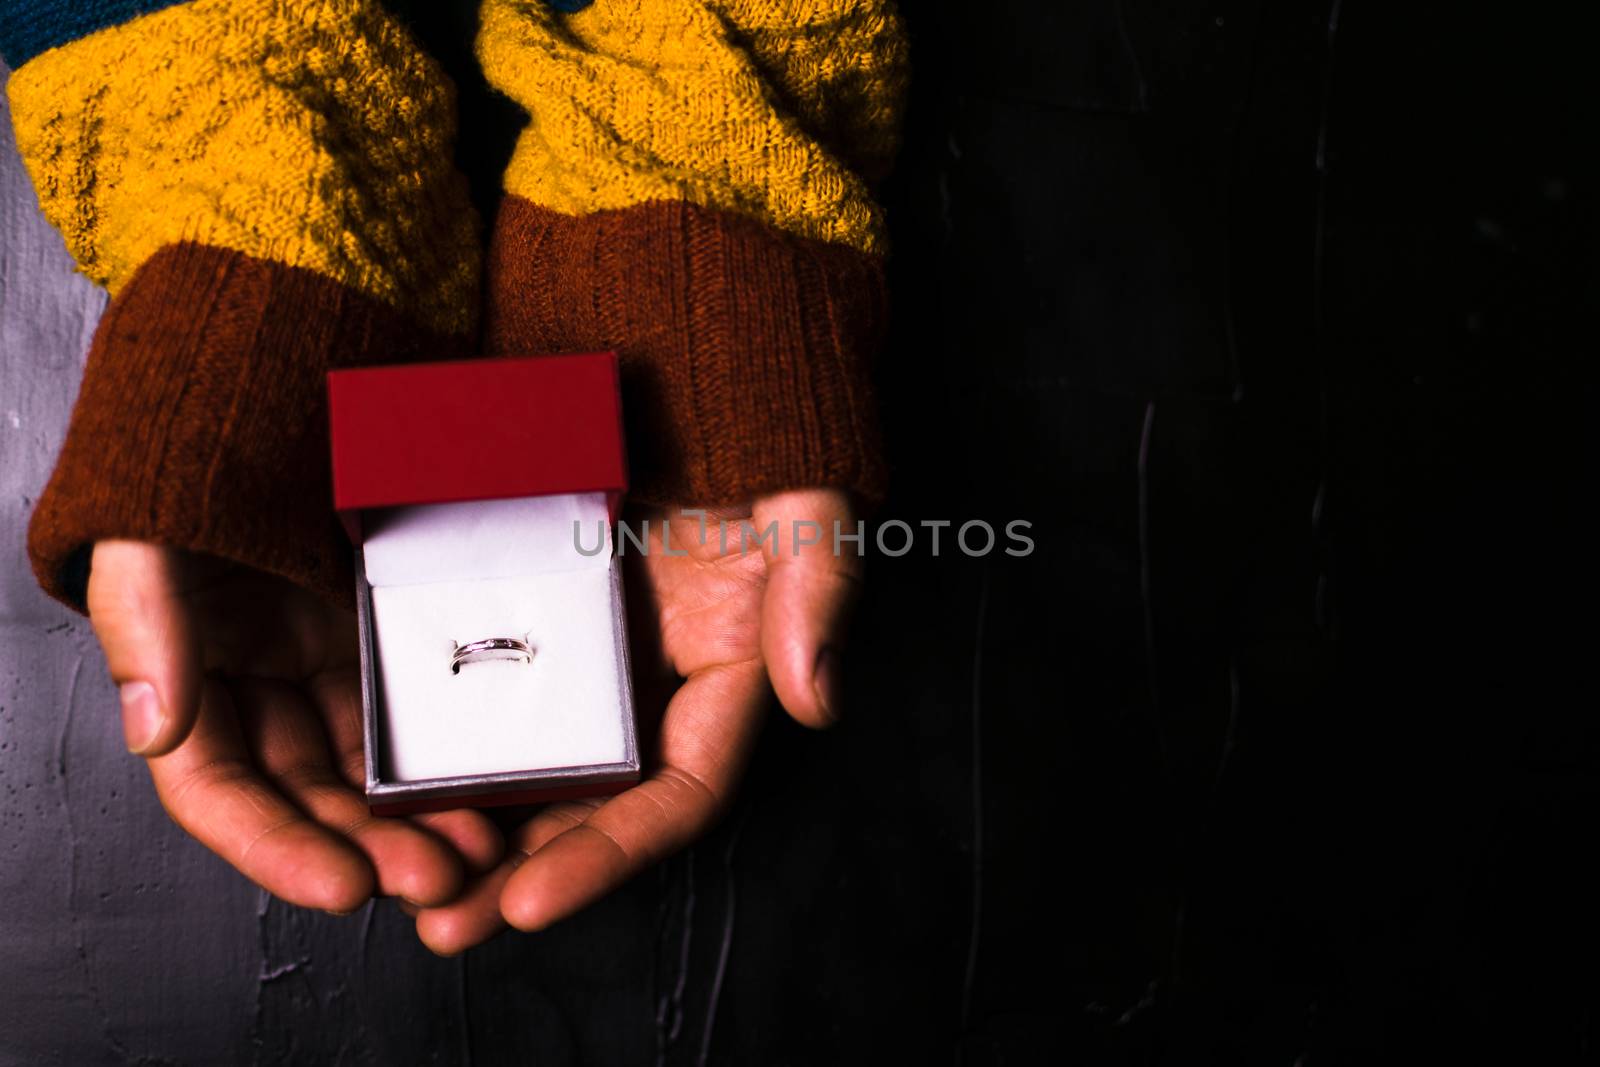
[414,802,594,955]
[500,659,767,932]
[147,679,374,912]
[302,666,369,790]
[299,668,506,877]
[234,678,467,907]
[415,860,517,955]
[750,489,863,727]
[87,541,204,756]
[412,810,506,875]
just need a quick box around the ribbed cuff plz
[485,197,889,507]
[28,242,466,610]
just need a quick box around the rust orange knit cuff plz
[484,197,890,508]
[27,242,466,611]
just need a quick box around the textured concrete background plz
[0,64,271,1065]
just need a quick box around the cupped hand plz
[408,488,861,954]
[88,542,504,912]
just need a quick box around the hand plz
[88,542,504,912]
[407,488,861,953]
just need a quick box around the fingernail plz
[119,681,163,754]
[813,647,843,725]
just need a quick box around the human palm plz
[409,489,859,952]
[88,543,504,911]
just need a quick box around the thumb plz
[750,489,863,728]
[86,541,203,757]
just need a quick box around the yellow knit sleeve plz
[476,0,909,255]
[6,0,480,335]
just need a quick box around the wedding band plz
[450,636,534,674]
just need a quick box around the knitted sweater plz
[0,0,909,608]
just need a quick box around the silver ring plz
[450,636,534,674]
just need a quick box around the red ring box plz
[329,353,639,815]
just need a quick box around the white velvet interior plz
[363,493,613,584]
[363,493,629,783]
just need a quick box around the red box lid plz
[328,352,627,540]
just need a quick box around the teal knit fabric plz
[0,1,186,67]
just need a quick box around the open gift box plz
[328,353,640,815]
